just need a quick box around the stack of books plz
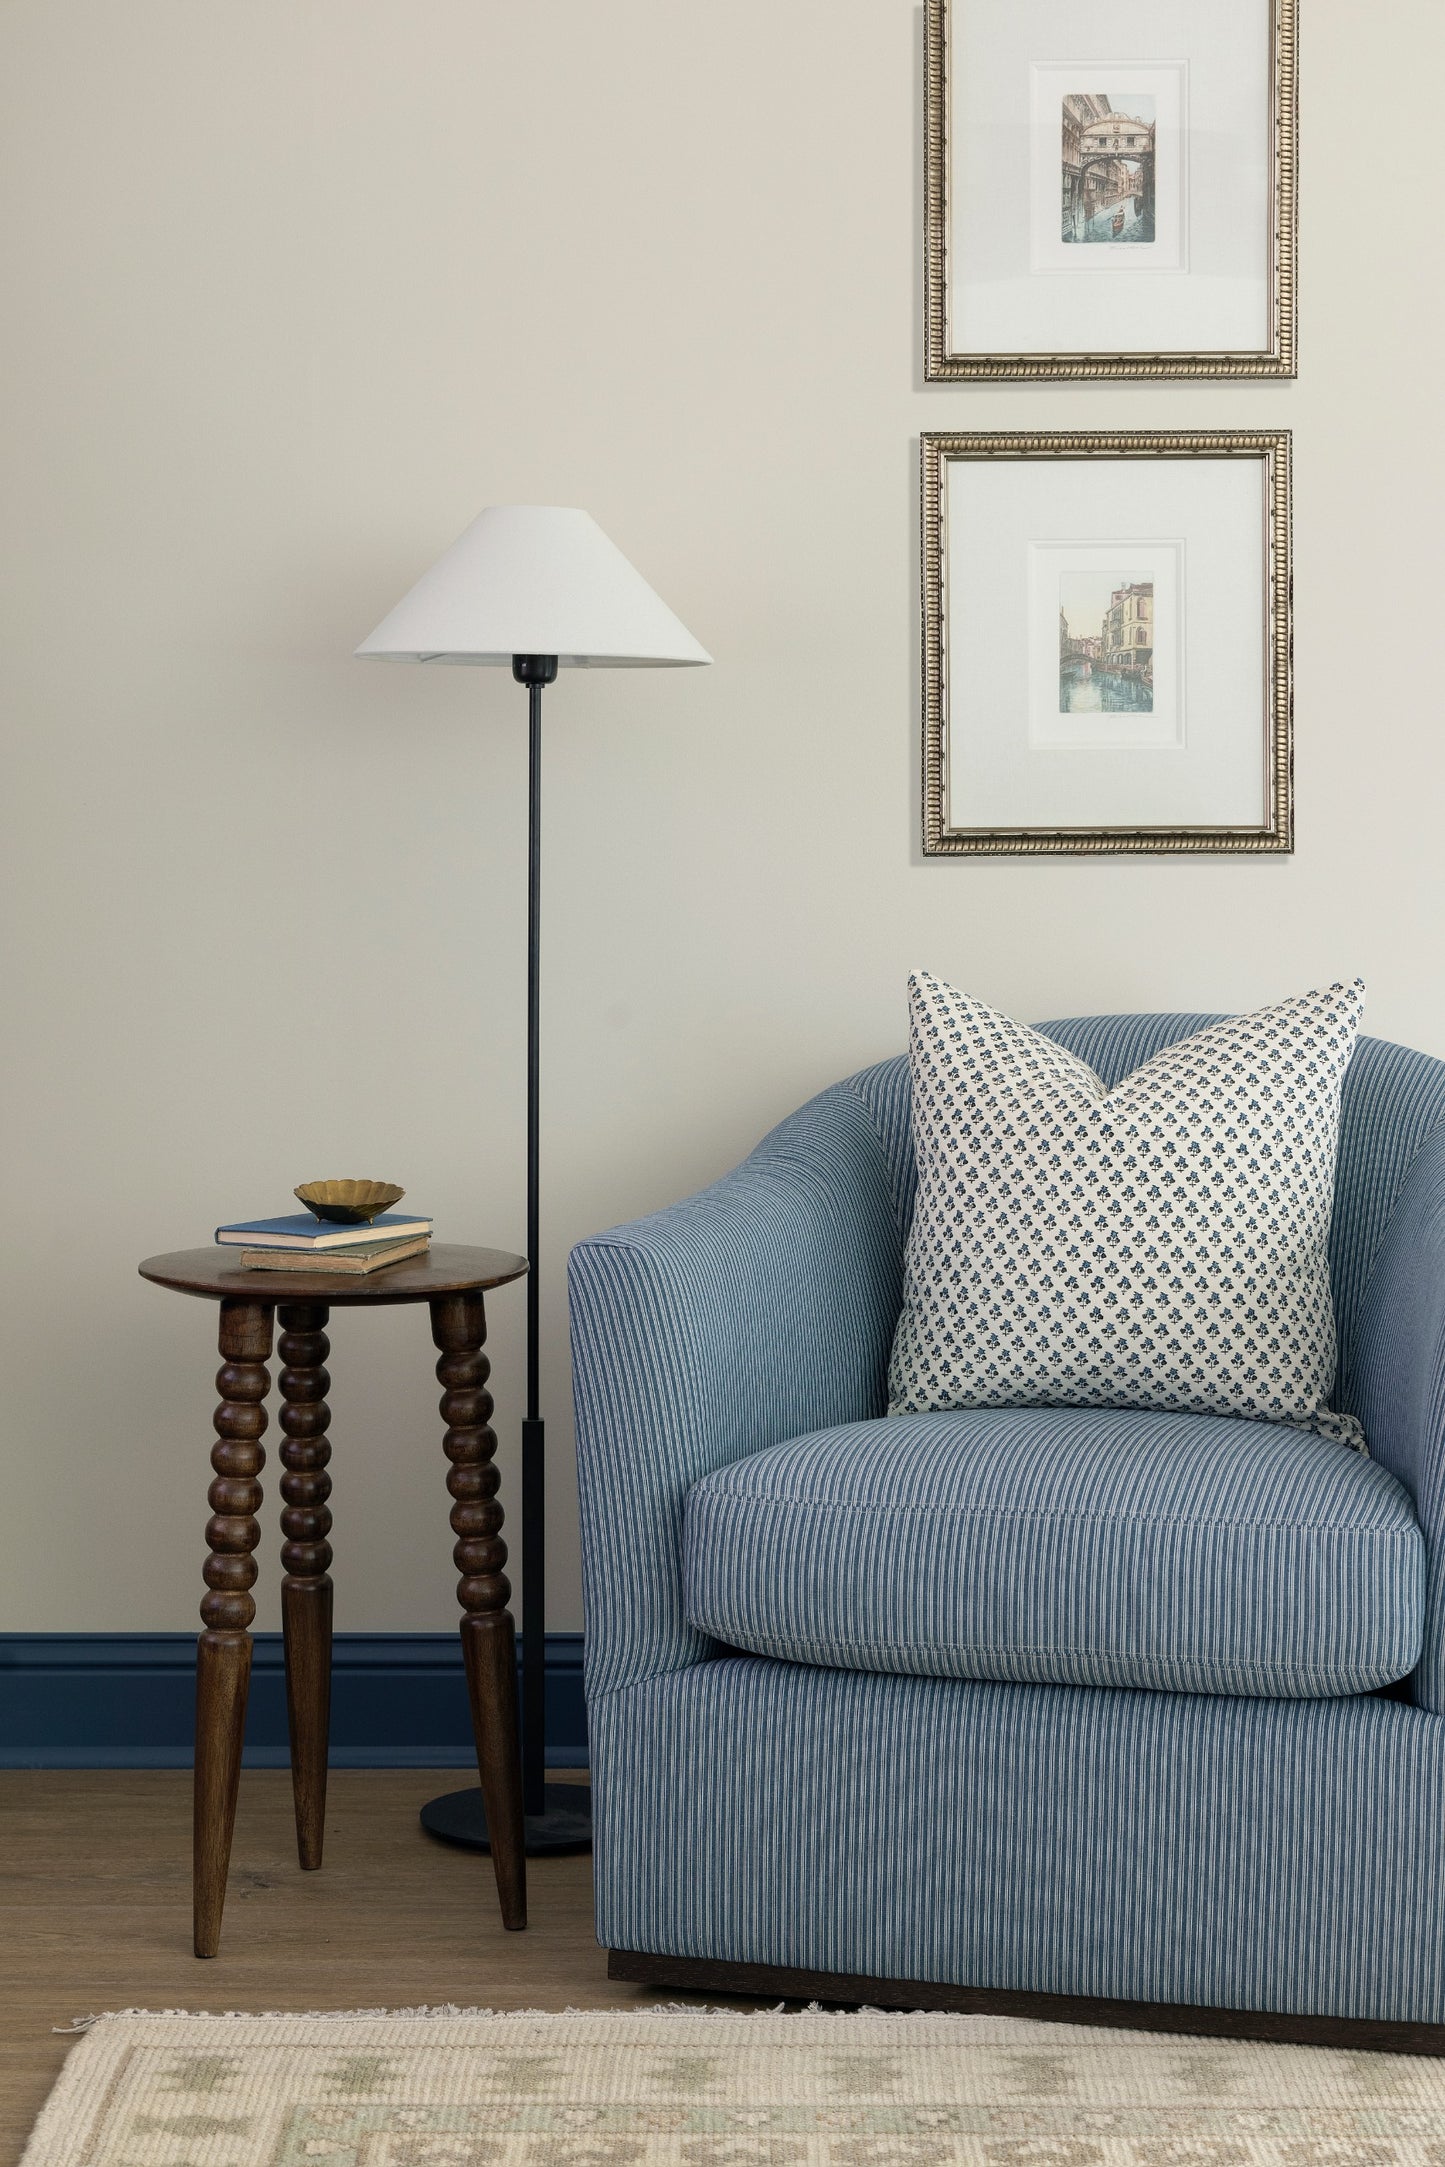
[216,1212,433,1275]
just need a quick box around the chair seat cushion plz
[682,1409,1424,1699]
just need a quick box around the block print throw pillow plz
[888,973,1365,1446]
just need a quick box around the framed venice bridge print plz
[924,0,1297,379]
[921,431,1292,855]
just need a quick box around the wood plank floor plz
[0,1768,720,2165]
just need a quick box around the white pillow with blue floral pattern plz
[889,972,1365,1446]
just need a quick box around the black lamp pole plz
[518,651,559,1828]
[419,653,591,1857]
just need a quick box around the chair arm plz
[1354,1120,1445,1710]
[568,1079,904,1699]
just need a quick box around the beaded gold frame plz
[921,430,1293,857]
[924,0,1298,381]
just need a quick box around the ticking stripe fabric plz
[591,1656,1445,2024]
[570,1019,1445,1706]
[571,1013,1445,2025]
[682,1406,1424,1699]
[570,1083,903,1700]
[846,1018,1445,1715]
[572,1020,1445,1705]
[890,975,1365,1436]
[1355,1121,1445,1713]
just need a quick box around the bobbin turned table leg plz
[431,1290,526,1929]
[195,1297,272,1958]
[277,1303,333,1871]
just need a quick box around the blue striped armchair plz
[568,1014,1445,2049]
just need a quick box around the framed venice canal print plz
[924,0,1297,378]
[921,431,1292,856]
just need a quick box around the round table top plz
[138,1242,529,1306]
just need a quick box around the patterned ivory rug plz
[21,2005,1445,2165]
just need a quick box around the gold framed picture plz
[924,0,1297,380]
[921,431,1292,856]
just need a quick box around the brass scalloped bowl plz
[295,1179,406,1225]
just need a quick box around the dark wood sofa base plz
[607,1949,1445,2057]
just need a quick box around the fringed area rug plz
[21,2005,1445,2165]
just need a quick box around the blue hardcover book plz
[216,1212,432,1251]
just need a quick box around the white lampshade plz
[355,505,711,669]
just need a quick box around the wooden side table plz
[138,1243,529,1957]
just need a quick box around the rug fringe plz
[56,2000,955,2036]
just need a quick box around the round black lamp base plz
[419,1782,592,1856]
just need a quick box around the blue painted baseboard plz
[0,1632,586,1769]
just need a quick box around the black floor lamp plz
[357,505,710,1853]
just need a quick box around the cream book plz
[238,1234,431,1275]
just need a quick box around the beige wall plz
[2,1,1441,1634]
